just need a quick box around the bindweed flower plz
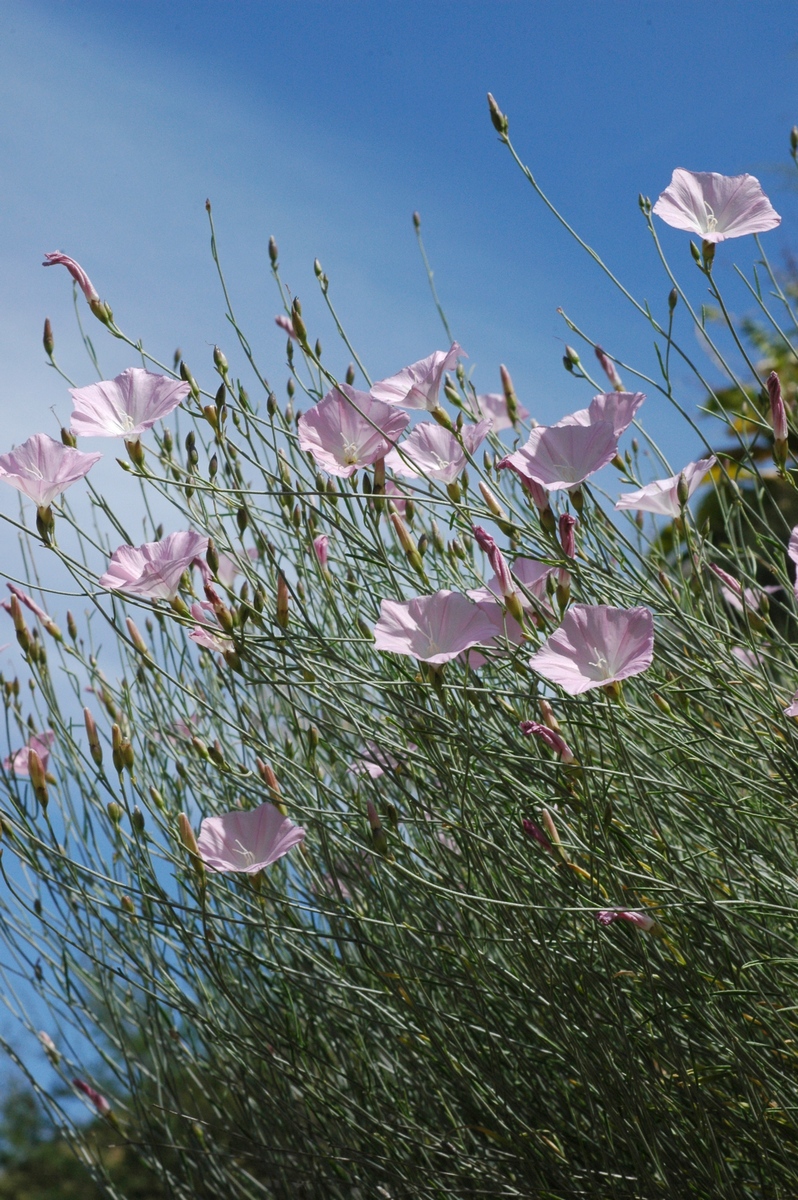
[72,1078,111,1117]
[521,818,554,853]
[595,346,623,391]
[275,314,298,339]
[468,557,554,614]
[519,721,575,764]
[189,604,234,656]
[4,730,55,776]
[197,802,305,873]
[465,602,525,668]
[473,391,530,431]
[42,252,99,303]
[555,391,645,438]
[99,531,209,601]
[708,564,776,616]
[313,535,329,569]
[595,908,656,933]
[69,368,190,440]
[499,420,618,492]
[784,690,798,718]
[472,527,514,599]
[616,456,716,518]
[386,419,490,485]
[297,386,409,478]
[529,603,654,695]
[374,590,499,664]
[370,342,465,411]
[652,169,781,243]
[0,434,101,509]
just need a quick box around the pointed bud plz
[767,370,789,471]
[366,799,388,856]
[111,723,124,774]
[478,481,507,521]
[84,708,103,766]
[594,345,623,391]
[412,211,421,230]
[43,318,54,357]
[268,236,278,266]
[519,721,575,765]
[125,617,150,661]
[668,287,678,312]
[107,801,123,825]
[539,699,561,732]
[178,812,205,880]
[486,92,509,137]
[276,573,289,629]
[213,346,229,375]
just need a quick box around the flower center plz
[340,437,360,465]
[588,651,612,679]
[232,838,255,868]
[703,201,718,233]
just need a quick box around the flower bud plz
[67,611,78,640]
[125,617,151,661]
[43,318,54,357]
[268,236,278,266]
[291,298,308,345]
[111,723,124,774]
[486,92,509,137]
[121,895,136,915]
[38,1031,60,1065]
[521,818,553,854]
[412,211,421,230]
[60,427,76,448]
[84,707,103,766]
[668,287,678,312]
[178,812,205,881]
[107,801,123,825]
[28,749,48,807]
[276,573,289,629]
[132,806,145,834]
[213,345,229,375]
[366,799,388,856]
[73,1079,111,1118]
[767,370,789,471]
[594,345,622,391]
[499,364,519,426]
[538,699,561,732]
[519,720,575,765]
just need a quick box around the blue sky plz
[0,0,797,1089]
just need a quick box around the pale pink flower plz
[197,801,305,873]
[653,168,781,243]
[216,547,258,588]
[42,252,99,303]
[348,740,416,779]
[385,480,408,515]
[4,730,55,776]
[69,368,189,440]
[6,584,52,625]
[555,391,645,438]
[297,386,409,478]
[595,346,623,391]
[708,564,777,615]
[468,558,553,612]
[616,456,716,518]
[732,646,762,671]
[464,601,525,668]
[529,603,654,695]
[72,1079,111,1116]
[499,421,618,492]
[519,720,575,764]
[374,590,498,664]
[99,531,209,601]
[473,392,530,431]
[385,419,490,484]
[0,434,101,508]
[472,527,513,598]
[313,535,329,568]
[785,690,798,718]
[370,342,465,411]
[275,314,298,339]
[498,458,551,510]
[189,603,233,655]
[596,909,656,932]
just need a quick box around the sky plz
[0,0,797,1096]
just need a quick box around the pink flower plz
[69,368,189,440]
[216,547,258,589]
[596,909,656,933]
[4,730,55,776]
[189,612,232,656]
[374,590,499,664]
[595,346,623,391]
[197,801,305,873]
[473,392,530,431]
[472,527,513,598]
[275,314,298,339]
[297,386,409,478]
[313,535,329,568]
[386,419,490,484]
[519,720,575,764]
[521,818,554,853]
[653,169,781,243]
[499,421,618,492]
[6,584,52,625]
[99,531,209,601]
[529,603,654,695]
[385,480,408,515]
[465,601,525,668]
[42,252,99,303]
[370,342,465,411]
[72,1079,111,1116]
[555,391,645,438]
[498,458,551,511]
[0,434,101,508]
[785,690,798,718]
[616,456,716,518]
[468,557,553,612]
[708,564,777,615]
[348,741,416,779]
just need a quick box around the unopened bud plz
[563,345,580,373]
[131,806,145,833]
[668,287,678,312]
[676,471,690,508]
[499,363,519,426]
[60,427,76,448]
[268,236,278,266]
[412,211,421,230]
[594,345,623,391]
[43,318,54,357]
[111,723,124,774]
[345,363,356,385]
[107,801,123,825]
[84,707,103,766]
[38,1031,60,1065]
[178,812,205,881]
[291,298,308,344]
[206,539,220,575]
[28,749,48,808]
[276,573,289,629]
[213,345,229,375]
[121,895,136,915]
[125,617,150,660]
[366,799,388,856]
[486,92,509,137]
[539,698,561,732]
